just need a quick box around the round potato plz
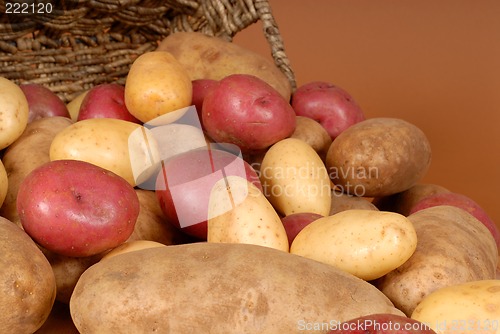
[0,217,56,333]
[291,209,418,280]
[49,118,161,187]
[412,280,500,334]
[70,242,404,333]
[290,116,332,161]
[325,117,432,197]
[124,51,192,123]
[329,189,378,215]
[101,240,167,261]
[0,77,29,150]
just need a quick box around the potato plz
[157,31,292,101]
[207,176,289,252]
[49,118,161,187]
[0,77,29,150]
[372,183,450,215]
[0,159,7,208]
[411,280,500,334]
[260,138,332,216]
[325,118,432,197]
[0,217,56,333]
[126,189,190,245]
[41,248,103,304]
[290,116,332,161]
[35,301,79,334]
[374,205,498,316]
[66,90,88,121]
[101,240,167,261]
[291,210,417,280]
[124,51,192,123]
[0,116,73,226]
[329,189,378,215]
[70,242,404,333]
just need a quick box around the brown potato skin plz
[329,190,378,215]
[0,116,73,226]
[372,183,450,216]
[0,217,56,333]
[71,243,404,333]
[373,205,497,316]
[290,116,332,161]
[157,32,292,101]
[325,118,432,197]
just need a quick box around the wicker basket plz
[0,0,295,103]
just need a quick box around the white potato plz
[260,138,332,216]
[0,77,29,150]
[291,209,418,280]
[412,280,500,334]
[49,118,161,186]
[0,160,7,208]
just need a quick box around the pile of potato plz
[0,32,498,334]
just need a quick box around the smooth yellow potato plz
[0,159,8,208]
[157,31,292,101]
[49,118,161,186]
[66,90,88,121]
[412,280,500,334]
[374,205,498,316]
[0,217,56,333]
[101,240,167,261]
[125,51,192,123]
[208,176,289,252]
[291,209,417,280]
[0,116,73,226]
[0,77,29,150]
[70,242,404,333]
[260,138,332,216]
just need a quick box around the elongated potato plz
[291,210,417,280]
[411,280,500,334]
[260,138,332,216]
[157,32,292,101]
[49,118,161,186]
[0,217,56,333]
[0,116,73,226]
[70,243,404,333]
[326,118,432,197]
[374,205,498,316]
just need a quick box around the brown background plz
[233,0,500,230]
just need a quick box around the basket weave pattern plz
[0,0,295,102]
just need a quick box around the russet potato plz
[157,31,292,101]
[70,242,404,333]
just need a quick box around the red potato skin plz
[291,81,365,140]
[77,83,141,123]
[20,83,71,123]
[202,74,296,154]
[156,148,262,240]
[281,212,323,245]
[191,79,218,126]
[17,160,140,257]
[409,192,500,249]
[328,314,437,334]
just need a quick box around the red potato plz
[77,83,141,123]
[291,81,365,140]
[191,79,218,125]
[17,160,140,257]
[20,83,71,123]
[410,192,500,249]
[327,314,436,334]
[281,212,323,245]
[156,147,262,240]
[202,74,296,154]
